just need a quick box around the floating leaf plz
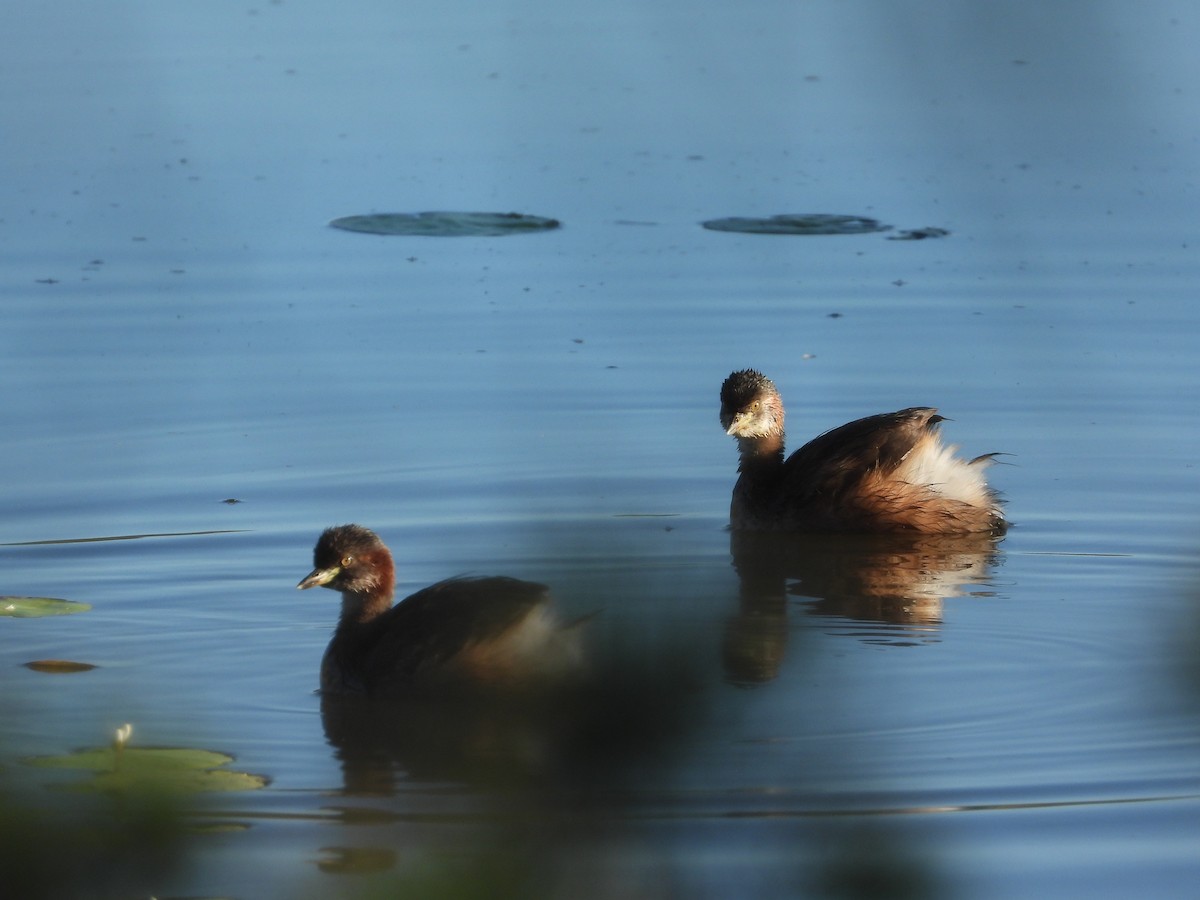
[329,211,561,237]
[24,659,97,673]
[887,226,951,240]
[701,213,891,235]
[24,746,269,794]
[0,596,91,617]
[316,846,398,875]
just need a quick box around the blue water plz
[3,1,1200,897]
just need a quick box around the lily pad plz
[316,846,398,875]
[24,659,97,673]
[329,211,561,237]
[0,596,91,617]
[701,213,891,236]
[887,226,951,240]
[24,746,269,794]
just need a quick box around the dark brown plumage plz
[297,525,584,697]
[719,369,1005,533]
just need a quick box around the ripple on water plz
[722,574,1200,816]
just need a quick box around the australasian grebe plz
[719,370,1005,534]
[297,524,584,697]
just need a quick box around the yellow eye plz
[341,556,354,568]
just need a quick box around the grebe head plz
[720,369,784,438]
[297,524,394,597]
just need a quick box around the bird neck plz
[339,588,394,626]
[334,549,396,627]
[736,431,786,474]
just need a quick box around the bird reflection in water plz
[320,658,704,799]
[724,530,1005,684]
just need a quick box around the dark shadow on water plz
[307,551,970,897]
[0,713,191,899]
[314,634,720,894]
[725,531,1005,683]
[320,633,706,796]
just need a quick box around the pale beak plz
[297,566,339,590]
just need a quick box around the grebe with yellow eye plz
[298,524,585,697]
[719,369,1005,534]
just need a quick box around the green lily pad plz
[24,746,269,794]
[329,211,561,237]
[0,596,91,617]
[701,213,891,235]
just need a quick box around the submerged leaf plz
[329,211,561,237]
[24,746,269,794]
[0,596,91,617]
[701,213,891,235]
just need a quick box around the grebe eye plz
[341,556,354,568]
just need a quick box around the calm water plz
[4,1,1200,897]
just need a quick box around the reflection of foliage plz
[812,822,944,900]
[2,723,264,896]
[1182,581,1200,709]
[0,778,187,898]
[314,631,714,898]
[321,627,706,792]
[335,845,539,900]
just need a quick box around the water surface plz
[3,1,1199,897]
